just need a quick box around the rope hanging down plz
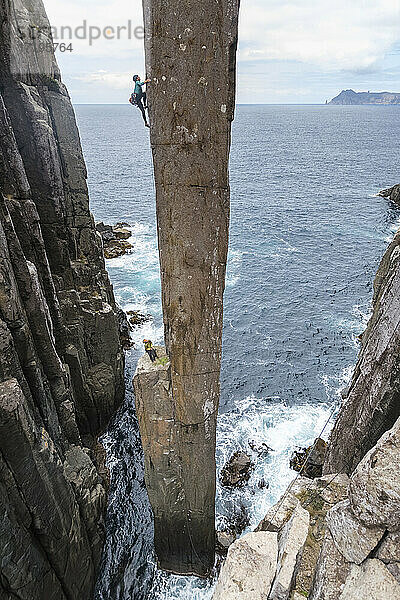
[267,400,339,528]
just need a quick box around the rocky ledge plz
[96,221,133,259]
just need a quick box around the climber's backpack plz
[129,93,137,106]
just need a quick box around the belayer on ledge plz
[130,75,150,128]
[143,339,157,362]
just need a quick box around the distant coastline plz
[328,89,400,105]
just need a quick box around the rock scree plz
[134,0,240,576]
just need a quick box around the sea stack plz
[133,0,240,576]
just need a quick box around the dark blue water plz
[75,104,400,599]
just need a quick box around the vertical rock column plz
[136,0,240,576]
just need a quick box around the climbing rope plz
[301,413,392,511]
[267,400,340,528]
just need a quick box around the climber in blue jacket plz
[130,75,150,127]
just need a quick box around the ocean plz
[74,104,400,599]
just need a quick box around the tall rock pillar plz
[136,0,240,576]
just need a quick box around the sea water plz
[74,104,400,599]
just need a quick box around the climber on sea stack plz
[129,75,150,127]
[143,339,157,362]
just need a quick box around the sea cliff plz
[0,0,124,598]
[212,223,400,598]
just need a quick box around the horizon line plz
[72,102,400,106]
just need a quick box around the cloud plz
[42,0,400,103]
[238,0,400,71]
[74,70,133,89]
[43,0,144,57]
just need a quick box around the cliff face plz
[212,226,400,598]
[324,229,400,474]
[213,419,400,600]
[134,0,240,576]
[0,1,124,598]
[329,89,400,105]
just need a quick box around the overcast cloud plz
[43,0,400,103]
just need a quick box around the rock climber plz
[143,339,157,362]
[130,75,150,128]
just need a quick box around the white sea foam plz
[226,249,243,287]
[150,375,351,600]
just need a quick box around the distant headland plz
[328,89,400,105]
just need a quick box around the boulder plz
[338,559,400,600]
[374,530,400,563]
[257,474,349,598]
[378,184,400,203]
[127,310,152,327]
[220,451,254,487]
[249,439,273,456]
[290,438,327,479]
[212,532,279,600]
[269,503,310,600]
[113,227,131,240]
[104,239,133,259]
[349,417,400,531]
[257,474,349,533]
[216,531,236,555]
[96,222,133,259]
[326,500,384,564]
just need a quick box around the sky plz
[43,0,400,104]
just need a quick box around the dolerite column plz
[138,0,240,577]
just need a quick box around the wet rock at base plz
[216,531,236,556]
[220,451,254,488]
[116,305,133,350]
[249,439,273,456]
[127,310,152,327]
[96,221,133,259]
[258,478,269,489]
[113,227,131,240]
[290,438,327,479]
[378,184,400,204]
[228,503,251,536]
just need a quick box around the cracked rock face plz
[212,532,279,600]
[324,230,400,474]
[310,419,400,600]
[0,0,124,597]
[138,0,240,576]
